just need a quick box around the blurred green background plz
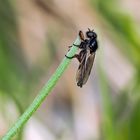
[0,0,140,139]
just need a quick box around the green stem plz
[2,36,80,140]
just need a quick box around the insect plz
[65,28,98,87]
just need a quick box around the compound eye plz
[86,32,92,38]
[88,32,94,37]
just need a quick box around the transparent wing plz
[76,51,87,87]
[82,52,95,85]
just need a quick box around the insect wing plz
[82,53,95,85]
[76,51,87,87]
[79,30,85,41]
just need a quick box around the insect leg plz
[73,44,80,47]
[67,42,85,53]
[71,31,85,47]
[67,30,85,51]
[65,49,86,62]
[65,54,81,62]
[66,46,72,51]
[67,44,80,52]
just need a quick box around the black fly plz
[65,28,98,87]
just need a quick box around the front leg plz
[72,43,86,49]
[67,43,83,53]
[67,30,85,51]
[67,44,80,52]
[71,30,85,48]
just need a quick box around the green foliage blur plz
[90,0,140,139]
[0,0,27,110]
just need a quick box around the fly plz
[65,28,98,87]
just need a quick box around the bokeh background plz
[0,0,140,139]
